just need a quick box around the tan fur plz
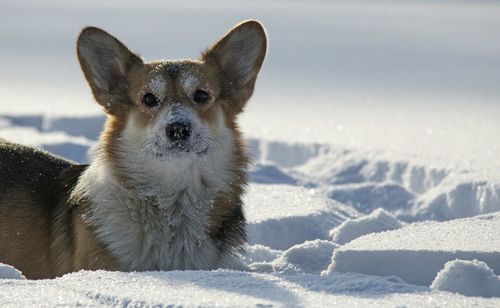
[0,195,53,279]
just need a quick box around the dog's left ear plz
[203,20,267,112]
[77,27,143,114]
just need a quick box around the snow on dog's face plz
[123,61,225,161]
[76,21,266,172]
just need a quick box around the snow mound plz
[240,244,283,265]
[272,240,337,274]
[330,208,403,245]
[326,212,500,286]
[251,240,337,274]
[431,259,500,298]
[0,263,25,280]
[245,184,355,250]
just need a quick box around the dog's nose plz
[166,121,191,142]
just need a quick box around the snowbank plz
[329,208,403,245]
[327,213,500,286]
[431,259,500,298]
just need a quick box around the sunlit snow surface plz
[1,0,500,306]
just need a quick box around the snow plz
[329,208,403,245]
[244,183,354,250]
[147,75,168,102]
[270,240,337,274]
[1,0,500,306]
[327,213,500,286]
[295,147,500,221]
[2,270,500,307]
[0,264,25,280]
[431,259,500,298]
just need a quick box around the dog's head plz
[77,21,266,165]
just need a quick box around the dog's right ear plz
[77,27,143,114]
[202,20,267,114]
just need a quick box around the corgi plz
[0,20,267,279]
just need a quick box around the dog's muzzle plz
[166,121,191,144]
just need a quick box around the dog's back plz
[0,139,76,278]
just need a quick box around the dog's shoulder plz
[0,139,77,208]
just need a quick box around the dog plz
[0,20,267,279]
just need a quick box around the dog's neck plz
[72,124,236,271]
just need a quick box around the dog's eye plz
[143,93,159,108]
[193,90,209,104]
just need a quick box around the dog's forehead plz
[147,60,205,80]
[140,60,212,100]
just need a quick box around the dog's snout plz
[166,121,191,142]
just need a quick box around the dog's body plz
[0,20,267,279]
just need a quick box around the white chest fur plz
[77,159,223,271]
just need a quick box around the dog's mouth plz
[168,142,209,155]
[146,138,211,160]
